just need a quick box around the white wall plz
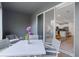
[0,3,2,40]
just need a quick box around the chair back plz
[0,39,10,49]
[52,39,61,51]
[6,35,17,40]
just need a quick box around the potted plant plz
[25,26,32,44]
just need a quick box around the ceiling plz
[56,3,74,23]
[2,2,60,15]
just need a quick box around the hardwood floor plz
[59,36,74,57]
[60,36,73,53]
[58,52,71,57]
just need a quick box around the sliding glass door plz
[55,3,75,56]
[37,2,75,57]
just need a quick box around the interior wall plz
[56,22,74,35]
[0,3,2,40]
[3,9,31,38]
[75,2,79,57]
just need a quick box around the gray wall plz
[75,2,79,57]
[31,2,61,35]
[3,9,30,38]
[31,14,37,35]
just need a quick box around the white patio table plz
[0,40,46,57]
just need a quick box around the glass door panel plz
[45,9,54,44]
[55,3,75,55]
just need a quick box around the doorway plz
[37,14,43,39]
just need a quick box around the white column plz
[0,3,2,40]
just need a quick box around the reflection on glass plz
[45,9,54,43]
[55,3,74,54]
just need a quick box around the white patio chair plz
[45,39,61,57]
[6,35,20,44]
[0,39,10,51]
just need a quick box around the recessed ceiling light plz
[57,14,61,17]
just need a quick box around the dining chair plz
[6,34,20,44]
[0,39,10,50]
[45,39,61,57]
